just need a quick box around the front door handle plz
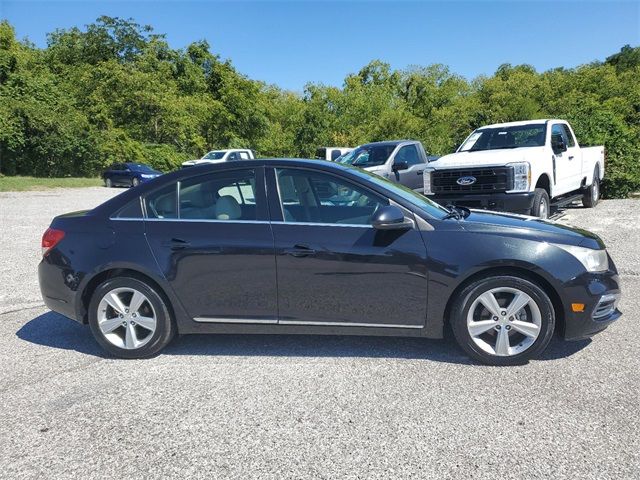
[417,170,424,175]
[162,238,191,250]
[568,155,574,160]
[284,244,316,257]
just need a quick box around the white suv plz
[181,149,255,168]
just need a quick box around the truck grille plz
[432,167,512,194]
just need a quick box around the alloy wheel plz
[97,287,157,349]
[466,287,542,357]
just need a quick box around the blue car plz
[102,163,163,188]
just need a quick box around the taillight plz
[41,228,65,256]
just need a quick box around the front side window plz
[179,170,257,221]
[276,168,387,225]
[395,144,421,166]
[551,124,568,146]
[561,124,576,147]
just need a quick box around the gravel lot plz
[0,188,638,479]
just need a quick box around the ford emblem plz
[456,176,477,186]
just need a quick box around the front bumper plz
[430,192,536,214]
[561,270,622,340]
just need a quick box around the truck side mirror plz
[551,134,567,153]
[392,160,409,171]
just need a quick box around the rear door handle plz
[568,156,575,160]
[284,244,316,257]
[417,170,424,175]
[162,238,191,250]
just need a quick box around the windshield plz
[459,124,546,152]
[342,164,450,219]
[128,163,156,173]
[202,151,226,160]
[338,144,396,168]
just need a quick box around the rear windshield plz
[459,124,546,152]
[203,151,226,160]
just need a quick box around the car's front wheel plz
[131,177,140,187]
[105,178,112,188]
[450,275,555,366]
[88,277,176,359]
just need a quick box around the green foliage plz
[0,17,638,197]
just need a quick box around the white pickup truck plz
[181,149,255,168]
[423,120,605,218]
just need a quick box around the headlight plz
[553,243,609,272]
[140,174,156,179]
[507,162,530,193]
[423,168,434,195]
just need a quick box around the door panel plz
[272,223,429,327]
[143,167,277,321]
[270,167,428,327]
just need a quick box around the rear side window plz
[179,170,258,221]
[115,198,143,219]
[145,184,178,219]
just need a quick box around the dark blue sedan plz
[102,163,163,188]
[39,159,621,365]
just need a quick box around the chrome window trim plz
[271,221,374,228]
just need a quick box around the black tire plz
[450,275,556,366]
[131,177,140,187]
[582,168,600,208]
[530,188,550,218]
[105,178,112,188]
[88,276,176,359]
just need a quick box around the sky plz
[1,0,639,91]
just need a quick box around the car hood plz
[459,210,604,249]
[429,147,544,169]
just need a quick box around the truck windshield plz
[459,124,546,152]
[203,151,226,160]
[338,145,396,168]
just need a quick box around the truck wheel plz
[530,188,550,219]
[582,169,600,208]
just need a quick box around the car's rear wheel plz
[131,177,140,187]
[450,275,555,366]
[582,168,600,208]
[105,178,112,188]
[88,277,175,359]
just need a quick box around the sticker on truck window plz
[460,132,482,151]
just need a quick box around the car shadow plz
[17,311,591,365]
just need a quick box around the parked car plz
[315,147,353,161]
[338,140,434,192]
[423,120,605,218]
[102,163,162,188]
[181,149,255,168]
[38,159,621,365]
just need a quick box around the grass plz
[0,176,103,192]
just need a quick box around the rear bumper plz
[38,257,82,323]
[430,192,536,214]
[561,270,622,341]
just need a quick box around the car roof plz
[478,119,566,129]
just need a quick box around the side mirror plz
[392,160,409,171]
[371,205,413,230]
[551,134,567,153]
